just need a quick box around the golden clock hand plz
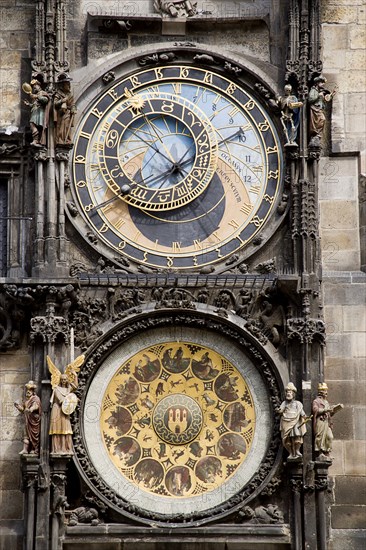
[92,162,183,213]
[92,184,131,212]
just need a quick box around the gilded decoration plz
[100,342,255,498]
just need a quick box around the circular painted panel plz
[83,327,272,517]
[99,342,255,499]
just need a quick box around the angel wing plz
[65,354,85,385]
[47,355,61,389]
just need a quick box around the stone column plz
[21,456,40,550]
[50,457,71,550]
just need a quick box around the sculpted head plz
[318,382,328,398]
[285,382,297,401]
[60,374,68,387]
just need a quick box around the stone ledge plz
[65,523,291,544]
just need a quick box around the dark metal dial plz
[72,65,283,270]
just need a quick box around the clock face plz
[81,325,273,521]
[72,65,283,270]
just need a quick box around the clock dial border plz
[70,63,284,271]
[72,312,283,526]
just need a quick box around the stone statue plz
[276,84,303,145]
[154,0,197,17]
[14,380,42,455]
[308,76,337,141]
[312,382,343,460]
[48,354,85,454]
[53,74,77,145]
[22,79,50,146]
[276,382,308,460]
[68,507,100,526]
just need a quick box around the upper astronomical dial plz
[72,65,283,270]
[97,91,218,210]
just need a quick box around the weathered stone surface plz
[321,5,359,23]
[322,229,360,254]
[351,333,366,357]
[320,201,359,230]
[0,490,23,520]
[325,357,366,381]
[319,156,359,200]
[0,418,23,441]
[325,334,352,358]
[354,408,366,440]
[322,23,348,50]
[332,406,355,440]
[331,505,366,529]
[345,441,366,475]
[328,381,366,407]
[335,476,366,505]
[1,441,23,462]
[329,530,366,550]
[323,283,366,306]
[329,440,345,475]
[343,306,366,332]
[0,460,21,490]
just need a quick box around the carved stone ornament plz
[287,317,326,344]
[154,0,197,18]
[30,315,69,344]
[236,504,284,524]
[71,312,282,526]
[68,507,101,526]
[102,71,115,84]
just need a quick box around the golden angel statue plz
[47,354,84,454]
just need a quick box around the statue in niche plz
[312,382,343,461]
[276,84,303,145]
[14,380,42,455]
[308,76,338,142]
[53,74,77,145]
[22,79,50,146]
[276,382,308,460]
[154,0,197,17]
[48,354,84,454]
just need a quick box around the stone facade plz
[0,0,365,549]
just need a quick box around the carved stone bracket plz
[287,317,325,344]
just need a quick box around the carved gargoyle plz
[154,0,197,17]
[237,504,284,524]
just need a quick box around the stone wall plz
[320,0,366,547]
[0,1,34,130]
[0,350,30,550]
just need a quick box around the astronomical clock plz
[73,319,282,524]
[66,50,286,529]
[69,63,283,272]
